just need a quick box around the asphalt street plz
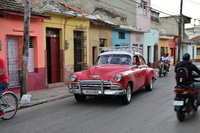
[1,70,200,133]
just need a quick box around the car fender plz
[110,70,136,90]
[121,71,137,91]
[145,68,156,85]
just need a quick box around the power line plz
[96,0,179,27]
[129,0,177,16]
[186,0,200,5]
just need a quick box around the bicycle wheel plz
[1,92,18,120]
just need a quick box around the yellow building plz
[159,34,177,65]
[196,44,200,60]
[88,20,116,66]
[189,36,200,62]
[42,3,91,87]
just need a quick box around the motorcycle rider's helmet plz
[182,53,190,61]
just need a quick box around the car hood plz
[77,65,131,80]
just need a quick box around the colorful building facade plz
[159,35,177,65]
[88,20,114,66]
[112,29,131,47]
[144,29,159,68]
[41,2,91,87]
[0,0,48,92]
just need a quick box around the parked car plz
[68,47,157,105]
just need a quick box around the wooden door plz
[46,29,60,83]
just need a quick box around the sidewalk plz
[17,86,73,109]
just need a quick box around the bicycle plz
[0,91,18,120]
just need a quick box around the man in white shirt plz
[159,53,170,72]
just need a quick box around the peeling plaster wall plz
[160,17,178,35]
[17,0,137,27]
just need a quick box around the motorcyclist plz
[175,53,200,106]
[158,53,170,72]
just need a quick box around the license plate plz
[82,90,100,95]
[173,100,184,106]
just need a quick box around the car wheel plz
[74,94,87,102]
[121,83,132,105]
[145,78,154,91]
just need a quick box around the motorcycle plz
[173,76,200,122]
[158,61,168,78]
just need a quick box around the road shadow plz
[69,87,149,107]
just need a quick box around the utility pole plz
[21,0,30,98]
[177,0,183,62]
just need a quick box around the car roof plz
[99,51,142,56]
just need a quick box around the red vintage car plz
[68,47,157,105]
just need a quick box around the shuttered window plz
[28,38,34,72]
[140,1,147,16]
[197,48,200,55]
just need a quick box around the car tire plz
[74,94,87,102]
[145,78,154,91]
[121,83,132,105]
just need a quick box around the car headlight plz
[70,74,76,82]
[114,74,122,82]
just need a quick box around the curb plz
[18,93,73,109]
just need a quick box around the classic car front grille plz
[71,80,122,93]
[78,80,118,89]
[68,80,125,95]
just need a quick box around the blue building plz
[144,29,159,68]
[112,29,131,46]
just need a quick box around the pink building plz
[0,0,49,93]
[131,0,151,53]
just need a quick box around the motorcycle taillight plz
[174,89,188,94]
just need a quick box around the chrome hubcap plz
[127,85,131,101]
[150,79,154,89]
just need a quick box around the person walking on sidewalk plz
[0,58,9,116]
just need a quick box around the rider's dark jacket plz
[175,61,200,86]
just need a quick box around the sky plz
[151,0,200,26]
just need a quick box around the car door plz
[138,55,148,87]
[132,55,144,90]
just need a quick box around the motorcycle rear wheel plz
[193,106,198,111]
[177,110,186,122]
[159,68,162,78]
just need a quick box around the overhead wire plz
[96,0,180,27]
[185,0,200,5]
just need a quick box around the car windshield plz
[95,54,131,66]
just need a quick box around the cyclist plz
[0,58,9,116]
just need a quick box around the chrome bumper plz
[68,80,126,96]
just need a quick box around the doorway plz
[92,46,97,65]
[46,29,61,83]
[154,44,158,68]
[74,31,85,72]
[7,36,19,86]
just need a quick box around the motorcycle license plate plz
[173,100,184,106]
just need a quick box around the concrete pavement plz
[17,86,72,109]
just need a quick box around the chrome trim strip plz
[69,89,126,95]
